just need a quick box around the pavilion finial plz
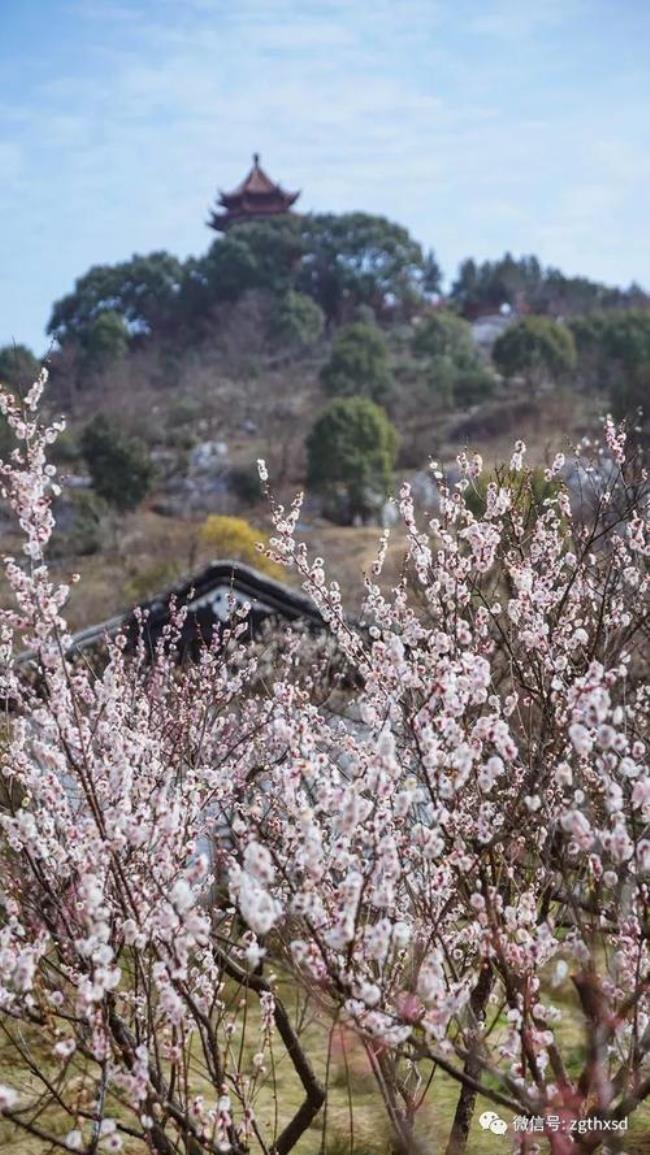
[253,152,260,166]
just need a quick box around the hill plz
[1,213,649,627]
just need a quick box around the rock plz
[189,441,229,475]
[410,470,439,508]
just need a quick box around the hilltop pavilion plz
[208,154,300,232]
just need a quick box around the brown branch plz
[215,951,326,1155]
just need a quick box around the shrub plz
[228,463,264,506]
[268,291,325,350]
[80,414,154,511]
[320,322,393,402]
[452,364,498,406]
[198,514,280,576]
[492,315,577,387]
[412,310,475,363]
[463,463,562,520]
[306,396,398,523]
[413,314,497,408]
[49,490,109,557]
[569,311,650,439]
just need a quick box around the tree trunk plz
[444,967,494,1155]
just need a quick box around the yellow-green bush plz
[198,515,281,577]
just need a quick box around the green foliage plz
[193,218,304,308]
[610,361,650,433]
[298,212,432,322]
[50,428,82,465]
[48,252,185,342]
[450,252,647,318]
[0,347,41,459]
[0,344,41,392]
[81,311,130,373]
[321,322,393,402]
[569,310,650,416]
[412,313,497,408]
[50,490,109,557]
[412,312,475,363]
[568,311,650,435]
[451,254,542,316]
[464,465,561,521]
[492,316,576,386]
[307,397,398,523]
[452,365,498,407]
[80,415,154,512]
[198,235,259,303]
[268,291,325,349]
[0,413,15,461]
[228,464,264,506]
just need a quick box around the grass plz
[4,976,650,1155]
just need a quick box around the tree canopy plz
[412,312,497,408]
[569,310,650,434]
[412,311,476,364]
[81,311,130,373]
[451,253,647,318]
[81,414,154,511]
[0,344,41,392]
[320,321,393,402]
[298,212,434,322]
[48,252,185,343]
[492,316,577,387]
[307,396,398,523]
[268,291,325,350]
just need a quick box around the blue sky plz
[1,0,649,352]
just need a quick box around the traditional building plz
[208,154,300,232]
[53,561,324,661]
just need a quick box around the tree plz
[0,347,43,461]
[80,414,153,511]
[0,348,44,462]
[81,311,130,373]
[412,311,475,363]
[450,253,542,316]
[3,378,650,1155]
[570,311,650,439]
[570,304,650,390]
[268,291,325,350]
[492,315,576,388]
[48,251,185,343]
[306,396,398,522]
[412,312,497,408]
[320,322,392,401]
[450,253,647,318]
[298,212,430,322]
[0,344,41,392]
[190,218,305,311]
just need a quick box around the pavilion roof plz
[219,153,299,207]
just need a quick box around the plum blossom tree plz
[0,372,650,1155]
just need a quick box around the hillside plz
[2,214,649,629]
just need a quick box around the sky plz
[1,0,649,353]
